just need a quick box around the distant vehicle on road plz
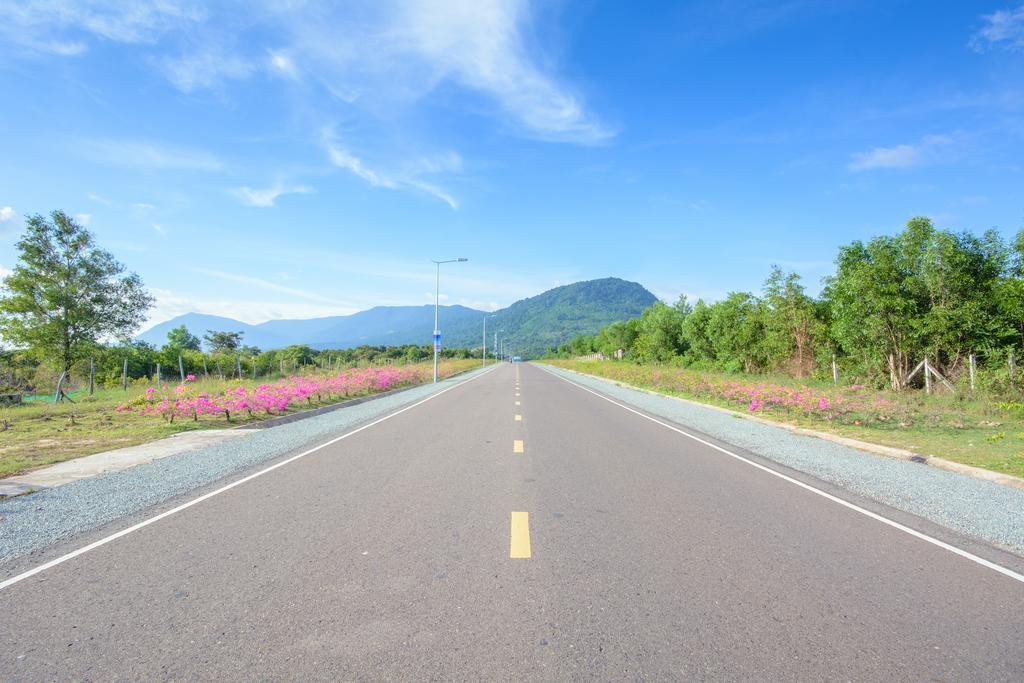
[512,355,522,362]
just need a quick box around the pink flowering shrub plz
[119,365,436,423]
[556,361,902,426]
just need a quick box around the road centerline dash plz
[510,511,531,558]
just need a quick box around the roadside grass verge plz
[0,359,479,478]
[544,359,1024,479]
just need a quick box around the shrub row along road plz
[1,363,1022,679]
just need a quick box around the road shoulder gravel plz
[539,363,1024,557]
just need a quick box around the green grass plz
[545,359,1024,479]
[0,359,479,478]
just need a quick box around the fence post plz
[202,356,209,378]
[236,356,243,379]
[924,356,932,395]
[831,353,838,386]
[89,358,95,396]
[1011,351,1017,385]
[122,358,128,391]
[969,353,976,392]
[157,363,161,385]
[54,371,67,403]
[252,358,257,380]
[217,361,223,381]
[178,355,185,382]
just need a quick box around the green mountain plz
[443,277,658,357]
[138,277,657,357]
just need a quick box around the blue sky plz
[1,1,1023,327]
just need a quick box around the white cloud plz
[146,287,359,327]
[75,213,92,226]
[132,202,156,210]
[195,268,351,306]
[0,1,206,55]
[0,206,14,222]
[322,129,460,209]
[87,192,112,205]
[971,4,1024,52]
[391,0,610,142]
[0,264,11,279]
[4,2,610,144]
[159,49,254,92]
[76,138,223,171]
[152,223,166,235]
[233,183,314,207]
[268,49,298,79]
[286,1,610,143]
[848,135,954,172]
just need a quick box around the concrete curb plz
[545,364,1024,491]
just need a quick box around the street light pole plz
[432,257,468,383]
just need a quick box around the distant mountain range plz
[138,277,658,356]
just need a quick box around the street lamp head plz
[457,257,468,262]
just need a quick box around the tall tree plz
[166,325,201,350]
[0,211,152,374]
[762,267,819,376]
[204,330,243,352]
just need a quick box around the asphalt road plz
[2,362,1023,680]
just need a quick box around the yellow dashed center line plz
[513,439,524,453]
[510,511,531,558]
[515,400,521,406]
[515,414,522,421]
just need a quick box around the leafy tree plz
[631,301,687,362]
[165,325,201,351]
[681,300,715,363]
[204,330,243,352]
[705,292,766,372]
[824,217,1009,387]
[0,211,152,374]
[761,267,819,376]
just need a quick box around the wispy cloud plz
[0,1,205,55]
[0,206,14,222]
[4,1,610,147]
[76,138,223,171]
[321,129,461,209]
[196,268,352,306]
[152,223,166,235]
[159,49,253,92]
[848,134,955,172]
[87,192,112,205]
[267,49,298,79]
[971,4,1024,52]
[146,287,359,326]
[232,183,314,207]
[384,0,612,142]
[74,213,92,226]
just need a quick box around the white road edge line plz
[0,365,500,592]
[541,365,1024,585]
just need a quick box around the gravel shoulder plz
[540,363,1024,557]
[0,366,493,565]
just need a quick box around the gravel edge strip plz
[0,366,492,565]
[538,363,1024,556]
[548,366,1024,490]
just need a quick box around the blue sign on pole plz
[433,332,441,352]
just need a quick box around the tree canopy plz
[0,211,152,373]
[552,217,1024,389]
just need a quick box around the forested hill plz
[138,278,657,356]
[443,278,658,356]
